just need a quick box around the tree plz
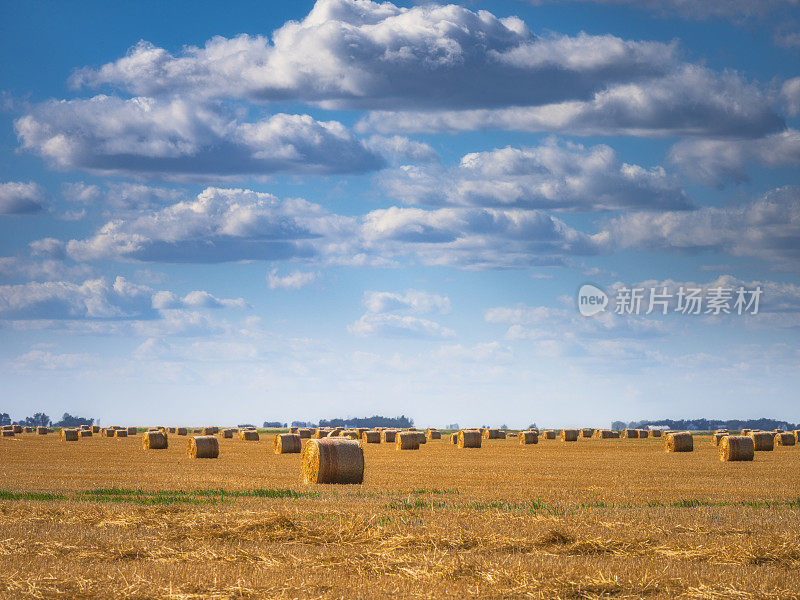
[611,421,626,431]
[0,412,10,426]
[21,413,51,427]
[54,413,94,427]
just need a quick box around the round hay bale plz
[362,430,381,444]
[749,431,774,451]
[241,429,259,441]
[482,429,502,440]
[12,425,22,433]
[61,429,79,442]
[341,429,360,440]
[664,431,693,452]
[274,433,302,454]
[126,427,137,435]
[650,429,662,438]
[301,438,364,484]
[719,435,754,461]
[36,426,48,435]
[776,432,795,446]
[142,431,168,450]
[519,431,538,445]
[176,427,188,435]
[327,428,343,438]
[313,428,331,439]
[542,430,556,439]
[594,429,616,439]
[289,427,299,434]
[298,428,313,439]
[426,428,441,440]
[201,427,216,435]
[450,432,458,444]
[2,430,14,437]
[638,429,649,438]
[415,431,427,445]
[113,429,128,438]
[380,429,397,443]
[395,431,420,450]
[621,429,639,439]
[794,430,800,443]
[457,429,482,448]
[188,435,219,458]
[560,429,579,442]
[221,428,234,438]
[24,426,33,433]
[580,428,594,438]
[713,432,727,446]
[79,430,92,438]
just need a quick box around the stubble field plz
[1,431,799,599]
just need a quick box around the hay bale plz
[36,426,48,435]
[201,426,216,435]
[664,432,693,452]
[79,430,92,438]
[113,429,128,438]
[24,427,33,433]
[650,429,662,438]
[713,433,727,446]
[560,429,579,442]
[241,429,260,441]
[221,428,234,438]
[341,429,361,440]
[621,429,639,439]
[519,430,538,445]
[275,433,302,454]
[168,427,177,434]
[457,429,482,448]
[313,428,331,439]
[580,428,594,438]
[188,436,219,458]
[395,431,420,450]
[543,430,556,439]
[749,431,774,451]
[61,429,79,442]
[794,430,800,443]
[776,432,795,446]
[126,426,137,435]
[380,429,397,443]
[638,429,649,438]
[1,430,14,437]
[415,431,427,445]
[301,438,364,484]
[290,427,299,434]
[426,428,441,440]
[142,431,168,450]
[482,429,502,440]
[12,425,22,433]
[362,430,381,444]
[298,428,313,439]
[175,427,188,435]
[594,429,616,439]
[450,432,458,444]
[719,435,754,461]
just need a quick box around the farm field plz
[1,432,799,599]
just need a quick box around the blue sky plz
[0,0,798,428]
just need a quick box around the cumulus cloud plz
[603,186,800,268]
[63,181,188,213]
[71,2,676,110]
[380,139,690,211]
[526,0,798,21]
[364,135,438,164]
[348,312,455,339]
[362,289,451,314]
[668,129,800,186]
[15,96,383,178]
[267,269,319,290]
[152,290,248,310]
[0,181,47,215]
[13,350,95,371]
[0,256,93,283]
[782,78,800,117]
[358,65,783,138]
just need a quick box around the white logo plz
[578,284,608,317]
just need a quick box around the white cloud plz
[364,135,438,164]
[782,77,800,117]
[63,181,188,213]
[0,181,47,215]
[348,312,455,339]
[362,289,451,314]
[380,138,690,211]
[526,0,797,21]
[15,96,383,179]
[267,269,319,290]
[0,257,93,283]
[603,186,800,268]
[668,129,800,186]
[71,2,676,111]
[12,350,95,371]
[151,290,248,310]
[357,65,783,138]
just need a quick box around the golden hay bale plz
[794,430,800,443]
[415,431,427,445]
[650,429,662,438]
[426,428,441,440]
[114,429,128,438]
[290,427,299,434]
[301,438,364,484]
[395,431,420,450]
[580,428,594,438]
[776,432,795,446]
[450,432,458,444]
[61,429,79,442]
[713,433,727,446]
[519,431,538,445]
[241,429,259,441]
[91,425,100,433]
[298,428,313,439]
[142,431,168,450]
[12,425,22,433]
[24,427,33,433]
[2,430,14,437]
[126,427,137,435]
[594,429,616,439]
[79,430,92,438]
[313,428,331,439]
[457,429,482,448]
[719,435,754,461]
[560,429,579,442]
[749,432,774,451]
[362,430,381,444]
[188,436,219,458]
[175,427,187,435]
[621,429,639,439]
[380,429,397,443]
[664,432,693,452]
[167,427,176,433]
[274,433,302,454]
[740,429,751,435]
[221,428,234,438]
[638,429,649,438]
[201,426,216,435]
[542,430,556,439]
[482,429,503,440]
[341,429,361,440]
[36,426,48,435]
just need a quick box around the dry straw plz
[201,427,216,435]
[1,430,14,437]
[594,430,617,439]
[380,429,397,443]
[621,429,639,439]
[79,430,92,438]
[415,431,427,445]
[794,429,800,443]
[61,429,79,442]
[221,429,234,438]
[36,426,48,435]
[362,430,381,444]
[176,427,188,435]
[519,430,538,445]
[482,429,503,440]
[664,431,693,452]
[457,429,482,448]
[241,430,259,441]
[560,429,579,442]
[749,431,774,451]
[776,432,795,446]
[341,430,361,440]
[12,425,22,433]
[713,433,727,446]
[301,438,364,484]
[126,427,137,435]
[395,431,420,450]
[580,428,594,438]
[543,430,556,439]
[274,433,302,454]
[426,428,441,440]
[187,435,219,458]
[298,428,313,439]
[638,429,649,438]
[142,431,168,450]
[719,435,754,461]
[650,429,662,438]
[113,429,128,438]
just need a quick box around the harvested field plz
[1,432,799,599]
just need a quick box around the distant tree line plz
[613,418,798,431]
[315,415,415,429]
[262,421,288,428]
[55,413,94,427]
[1,412,96,428]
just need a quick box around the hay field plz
[1,432,799,599]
